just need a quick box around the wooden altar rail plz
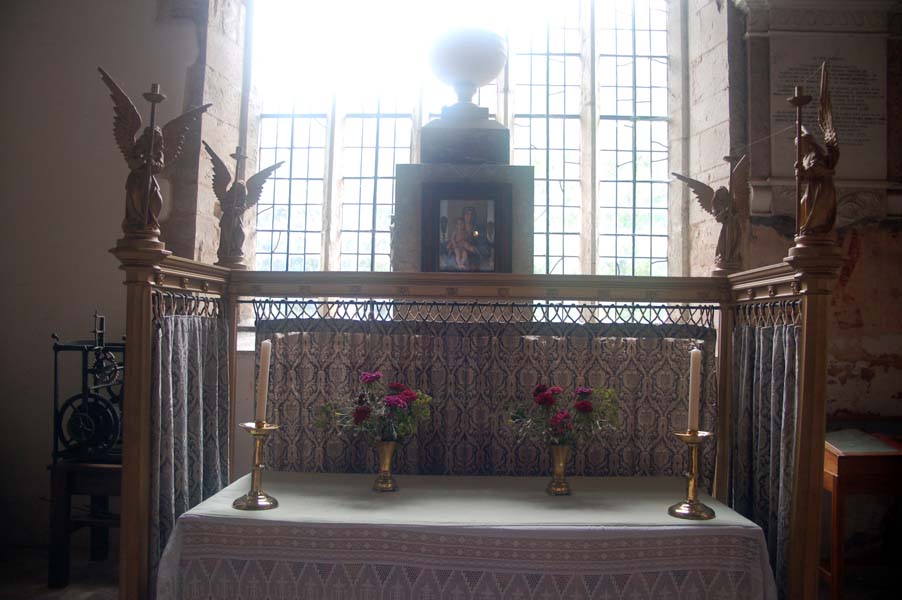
[113,243,840,600]
[228,270,732,303]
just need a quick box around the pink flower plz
[360,371,383,384]
[400,388,418,402]
[550,410,573,434]
[353,405,371,424]
[548,386,564,395]
[383,395,408,409]
[534,390,556,407]
[574,386,593,397]
[532,384,548,397]
[387,382,407,392]
[574,400,594,413]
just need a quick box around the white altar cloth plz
[157,472,777,600]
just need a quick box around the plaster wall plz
[0,0,198,547]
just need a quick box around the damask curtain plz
[730,316,800,599]
[150,309,230,577]
[256,301,718,484]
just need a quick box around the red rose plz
[352,405,371,424]
[400,388,418,402]
[574,400,594,413]
[360,371,383,384]
[549,410,573,434]
[534,390,556,407]
[383,395,408,409]
[387,382,407,392]
[532,384,549,397]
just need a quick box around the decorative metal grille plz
[152,291,226,320]
[733,300,803,327]
[251,299,716,339]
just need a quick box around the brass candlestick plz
[668,430,716,520]
[232,421,280,510]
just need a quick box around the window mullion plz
[632,3,638,277]
[324,95,342,271]
[581,0,597,275]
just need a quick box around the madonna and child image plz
[438,199,496,272]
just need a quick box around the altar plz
[156,472,777,600]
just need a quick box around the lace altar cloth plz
[156,472,776,600]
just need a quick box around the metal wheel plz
[58,392,121,458]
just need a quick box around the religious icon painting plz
[420,182,513,273]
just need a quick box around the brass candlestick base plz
[668,430,716,520]
[373,440,398,492]
[233,421,280,511]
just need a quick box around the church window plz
[252,0,670,275]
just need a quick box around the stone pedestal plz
[420,102,509,165]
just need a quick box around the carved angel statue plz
[797,63,839,236]
[99,67,210,236]
[203,142,283,268]
[672,155,749,273]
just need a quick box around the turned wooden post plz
[712,301,734,502]
[784,240,843,600]
[110,242,170,600]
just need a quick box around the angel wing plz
[672,172,716,216]
[730,155,750,220]
[98,66,141,161]
[161,103,212,170]
[245,161,285,209]
[202,141,232,202]
[817,62,836,146]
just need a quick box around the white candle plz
[255,340,272,423]
[688,348,702,431]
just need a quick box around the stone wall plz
[162,0,250,264]
[679,0,748,276]
[737,0,902,418]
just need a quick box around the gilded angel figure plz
[796,64,839,236]
[99,67,210,235]
[673,155,750,272]
[203,142,283,267]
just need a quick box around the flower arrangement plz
[508,384,618,447]
[322,371,433,443]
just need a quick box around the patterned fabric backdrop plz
[256,302,719,485]
[730,322,799,599]
[150,313,230,580]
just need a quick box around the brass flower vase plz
[373,440,398,492]
[546,444,572,496]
